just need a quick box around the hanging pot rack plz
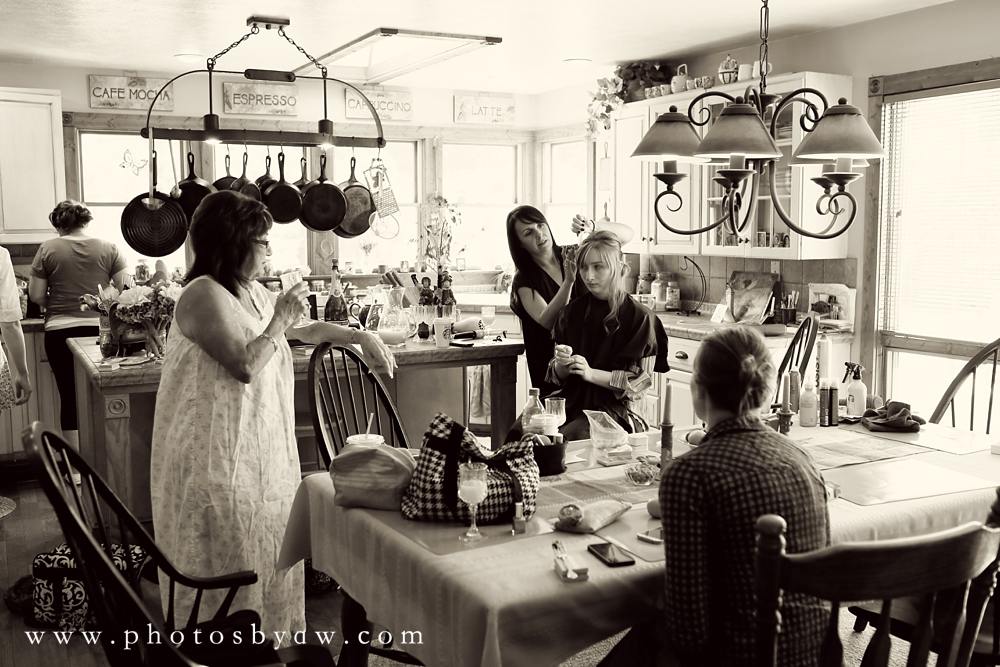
[138,16,386,149]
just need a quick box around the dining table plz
[277,420,1000,667]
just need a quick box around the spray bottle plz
[843,362,868,417]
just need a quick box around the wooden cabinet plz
[0,88,65,243]
[611,104,648,255]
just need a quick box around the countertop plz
[655,313,854,344]
[19,318,44,333]
[66,335,525,391]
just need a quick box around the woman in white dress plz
[150,190,396,636]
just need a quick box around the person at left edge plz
[150,190,396,637]
[0,244,31,409]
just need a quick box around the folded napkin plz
[861,400,926,433]
[554,499,631,534]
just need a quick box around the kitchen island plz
[68,335,523,521]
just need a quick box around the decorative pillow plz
[554,499,632,534]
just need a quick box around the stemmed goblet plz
[458,462,488,542]
[480,306,496,335]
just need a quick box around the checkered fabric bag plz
[401,413,540,525]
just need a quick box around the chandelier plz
[631,0,885,240]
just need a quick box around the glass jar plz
[636,273,655,295]
[664,273,681,310]
[651,272,669,309]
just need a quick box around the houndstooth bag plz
[401,413,540,525]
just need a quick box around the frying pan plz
[120,150,188,257]
[230,153,261,201]
[336,156,376,238]
[212,154,237,191]
[292,157,308,188]
[299,153,347,232]
[177,152,217,221]
[264,152,302,224]
[255,154,276,192]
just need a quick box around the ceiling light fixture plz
[173,53,205,64]
[631,0,885,240]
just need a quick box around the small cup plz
[433,317,453,348]
[752,61,774,79]
[627,432,649,457]
[345,433,384,448]
[737,63,754,81]
[686,79,698,91]
[780,307,798,325]
[658,84,671,96]
[533,441,567,476]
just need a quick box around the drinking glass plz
[414,305,435,342]
[545,397,567,428]
[458,462,488,542]
[480,306,496,334]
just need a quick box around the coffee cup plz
[433,317,452,348]
[752,60,773,79]
[737,63,753,81]
[686,79,698,91]
[345,433,384,448]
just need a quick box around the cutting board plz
[728,271,778,324]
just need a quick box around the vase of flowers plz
[112,282,183,359]
[80,284,122,357]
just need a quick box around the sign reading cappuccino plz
[223,82,298,116]
[89,75,174,111]
[345,89,413,121]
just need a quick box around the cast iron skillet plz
[177,152,217,221]
[335,156,375,238]
[120,150,188,257]
[230,153,261,201]
[212,154,237,191]
[299,153,347,232]
[264,152,303,224]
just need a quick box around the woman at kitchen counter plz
[506,205,587,397]
[547,230,669,440]
[150,190,395,637]
[598,327,828,667]
[0,245,31,409]
[29,201,127,444]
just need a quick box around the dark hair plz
[505,204,564,289]
[48,200,93,232]
[185,190,272,297]
[693,327,776,415]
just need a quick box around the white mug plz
[752,60,773,79]
[433,318,453,348]
[737,63,754,81]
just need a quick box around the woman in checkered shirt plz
[599,327,828,666]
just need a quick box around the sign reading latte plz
[345,89,413,121]
[89,75,174,111]
[223,82,298,116]
[454,95,515,125]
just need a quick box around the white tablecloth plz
[278,423,1000,667]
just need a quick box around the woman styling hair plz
[547,230,669,440]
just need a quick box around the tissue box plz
[554,555,589,582]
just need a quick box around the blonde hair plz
[576,230,629,334]
[693,326,776,415]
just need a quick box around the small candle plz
[729,153,747,170]
[661,380,672,426]
[781,373,790,412]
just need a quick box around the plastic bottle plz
[819,378,831,427]
[816,333,832,387]
[799,378,819,427]
[844,362,868,417]
[788,367,801,413]
[522,388,545,434]
[829,381,839,426]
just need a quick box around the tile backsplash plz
[643,254,858,313]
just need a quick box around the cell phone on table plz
[637,527,664,545]
[587,542,635,567]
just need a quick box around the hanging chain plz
[207,24,260,71]
[278,26,328,78]
[759,0,769,94]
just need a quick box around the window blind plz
[878,83,1000,344]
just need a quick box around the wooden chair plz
[930,336,1000,435]
[755,490,1000,667]
[771,314,817,409]
[308,342,410,468]
[22,422,336,667]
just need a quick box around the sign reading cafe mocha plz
[89,75,174,111]
[223,82,298,116]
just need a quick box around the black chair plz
[756,490,1000,667]
[308,342,410,467]
[23,422,335,667]
[930,336,1000,435]
[771,314,817,410]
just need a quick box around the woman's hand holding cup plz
[554,344,574,368]
[273,282,309,330]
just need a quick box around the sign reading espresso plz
[454,95,515,125]
[345,89,413,121]
[223,82,298,116]
[89,75,174,111]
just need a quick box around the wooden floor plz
[0,480,347,667]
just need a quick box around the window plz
[442,143,519,271]
[876,79,1000,414]
[79,132,188,275]
[541,139,587,247]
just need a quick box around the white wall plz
[672,0,1000,293]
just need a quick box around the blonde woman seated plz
[546,230,669,441]
[598,327,829,666]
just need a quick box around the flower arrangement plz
[586,62,673,137]
[419,195,462,272]
[93,281,182,358]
